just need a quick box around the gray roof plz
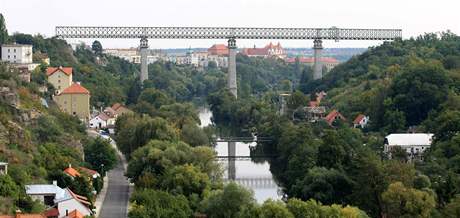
[0,162,7,166]
[25,184,65,199]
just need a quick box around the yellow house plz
[46,66,73,94]
[55,83,90,121]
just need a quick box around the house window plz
[7,49,10,52]
[13,49,16,52]
[64,101,67,104]
[13,55,16,59]
[73,112,76,115]
[7,55,10,58]
[58,80,61,83]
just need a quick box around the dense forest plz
[208,32,460,217]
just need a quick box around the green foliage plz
[84,137,118,175]
[0,13,8,45]
[128,189,192,218]
[260,199,294,218]
[200,183,256,218]
[0,175,20,199]
[381,182,436,218]
[91,40,103,56]
[69,176,94,202]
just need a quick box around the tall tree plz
[0,13,9,57]
[91,40,103,56]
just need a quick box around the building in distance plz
[286,57,340,72]
[384,133,433,161]
[241,42,286,59]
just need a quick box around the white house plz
[89,113,109,129]
[25,181,66,206]
[384,133,434,160]
[353,114,369,128]
[1,44,33,64]
[55,188,93,218]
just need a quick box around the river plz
[199,107,282,203]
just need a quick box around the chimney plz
[58,66,63,69]
[76,82,81,85]
[15,209,22,218]
[53,180,57,186]
[66,210,69,216]
[68,163,72,168]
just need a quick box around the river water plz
[198,107,282,203]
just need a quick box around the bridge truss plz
[55,26,401,40]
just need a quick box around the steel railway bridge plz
[55,26,401,98]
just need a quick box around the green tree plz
[0,13,8,47]
[0,175,19,199]
[442,195,460,218]
[200,183,256,218]
[91,40,103,56]
[260,199,294,218]
[381,182,435,218]
[128,189,192,218]
[84,137,118,175]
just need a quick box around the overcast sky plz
[1,0,459,49]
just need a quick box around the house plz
[111,103,133,117]
[0,162,7,175]
[63,165,81,178]
[64,210,84,218]
[89,113,109,129]
[241,42,286,59]
[324,110,346,126]
[78,167,100,179]
[1,44,33,64]
[46,67,73,94]
[55,188,93,218]
[305,106,326,122]
[54,83,90,121]
[207,44,229,56]
[0,211,46,218]
[353,114,369,128]
[384,133,433,160]
[25,181,66,207]
[286,57,340,72]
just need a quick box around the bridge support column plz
[140,37,149,84]
[313,39,323,80]
[228,141,236,180]
[227,38,237,98]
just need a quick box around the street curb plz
[94,175,109,217]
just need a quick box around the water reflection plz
[199,107,282,203]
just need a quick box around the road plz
[98,155,130,218]
[87,130,130,218]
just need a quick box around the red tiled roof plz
[208,44,229,56]
[78,167,99,176]
[44,208,59,217]
[59,83,90,95]
[46,67,73,76]
[241,47,268,56]
[324,110,346,125]
[67,189,91,206]
[67,210,84,218]
[111,103,122,111]
[353,114,366,124]
[97,112,110,121]
[286,57,339,64]
[64,167,80,177]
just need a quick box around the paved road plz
[98,148,130,218]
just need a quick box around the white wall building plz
[55,188,93,217]
[25,182,66,206]
[1,44,33,64]
[384,133,433,160]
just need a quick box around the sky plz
[1,0,459,49]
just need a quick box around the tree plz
[91,40,103,56]
[0,14,8,53]
[260,199,294,218]
[381,182,435,218]
[442,195,460,218]
[128,189,192,218]
[290,167,353,205]
[200,183,256,218]
[84,137,118,175]
[0,175,19,199]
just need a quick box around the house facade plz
[89,113,108,129]
[1,44,33,64]
[353,114,369,128]
[55,189,93,218]
[25,182,66,207]
[208,44,229,56]
[46,67,73,94]
[286,57,340,72]
[54,83,90,121]
[241,42,286,59]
